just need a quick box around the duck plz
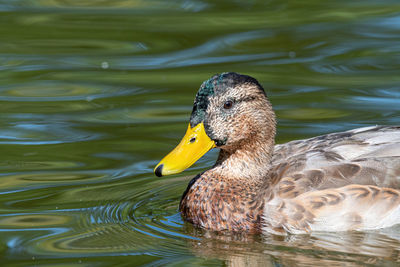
[154,72,400,235]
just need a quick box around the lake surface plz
[0,0,400,265]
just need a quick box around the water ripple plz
[21,177,191,256]
[113,30,280,70]
[0,121,101,145]
[0,81,137,102]
[0,0,209,12]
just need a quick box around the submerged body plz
[155,73,400,235]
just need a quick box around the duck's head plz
[154,72,276,177]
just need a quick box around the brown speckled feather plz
[263,125,400,234]
[180,171,268,233]
[272,126,400,191]
[264,184,400,234]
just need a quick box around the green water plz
[1,0,400,266]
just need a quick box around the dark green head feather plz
[189,72,265,128]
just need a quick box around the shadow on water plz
[0,0,399,265]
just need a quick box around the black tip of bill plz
[155,164,164,177]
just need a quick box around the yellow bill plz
[154,122,216,177]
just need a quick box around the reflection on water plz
[186,227,400,266]
[0,0,399,265]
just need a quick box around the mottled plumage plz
[265,125,400,234]
[165,72,400,235]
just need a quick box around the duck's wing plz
[271,125,400,196]
[263,125,400,234]
[263,184,400,235]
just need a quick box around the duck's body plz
[155,73,400,235]
[266,125,400,234]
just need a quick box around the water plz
[0,0,400,265]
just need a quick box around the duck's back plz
[272,125,400,191]
[263,126,400,234]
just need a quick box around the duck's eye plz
[223,100,233,109]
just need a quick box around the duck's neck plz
[213,136,275,185]
[180,135,276,233]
